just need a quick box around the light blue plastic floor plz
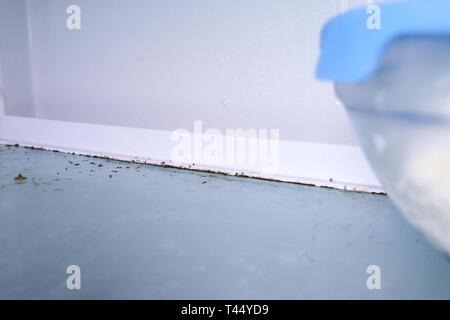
[1,144,450,299]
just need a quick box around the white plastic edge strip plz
[0,115,384,194]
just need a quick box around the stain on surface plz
[14,174,27,181]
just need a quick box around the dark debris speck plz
[14,174,27,181]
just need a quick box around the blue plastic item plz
[316,0,450,84]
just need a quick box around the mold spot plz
[14,174,27,181]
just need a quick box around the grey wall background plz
[0,0,391,144]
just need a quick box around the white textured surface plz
[394,132,450,254]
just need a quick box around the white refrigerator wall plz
[0,0,35,117]
[0,0,387,145]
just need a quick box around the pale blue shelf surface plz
[0,145,449,299]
